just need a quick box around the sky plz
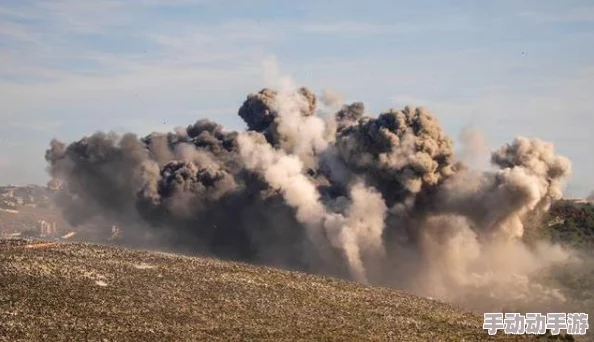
[0,0,593,197]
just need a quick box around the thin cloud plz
[299,17,474,36]
[0,21,41,44]
[517,6,594,23]
[0,2,281,102]
[149,20,285,53]
[301,21,400,35]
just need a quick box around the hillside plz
[0,186,592,340]
[0,185,118,243]
[0,185,55,211]
[545,200,594,248]
[0,239,537,342]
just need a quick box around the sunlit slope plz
[0,239,535,342]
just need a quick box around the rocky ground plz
[1,185,589,341]
[0,238,539,342]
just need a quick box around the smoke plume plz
[46,75,582,313]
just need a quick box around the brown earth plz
[0,239,541,342]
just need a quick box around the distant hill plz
[0,185,118,243]
[543,199,594,248]
[0,184,56,211]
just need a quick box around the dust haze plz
[44,68,587,314]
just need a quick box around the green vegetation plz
[546,201,594,248]
[525,200,594,332]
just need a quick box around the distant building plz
[1,189,15,198]
[110,225,121,240]
[47,179,64,191]
[39,220,57,237]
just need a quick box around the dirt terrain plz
[1,185,588,341]
[0,238,538,342]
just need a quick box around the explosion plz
[45,77,577,312]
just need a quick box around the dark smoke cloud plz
[46,78,580,312]
[335,106,457,208]
[238,87,317,148]
[334,102,365,130]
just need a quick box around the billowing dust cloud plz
[45,74,581,313]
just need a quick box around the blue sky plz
[0,0,593,197]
